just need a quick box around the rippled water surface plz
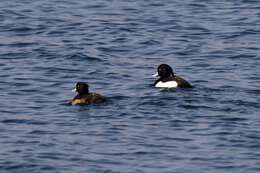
[1,0,260,172]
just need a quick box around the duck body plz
[71,93,106,105]
[154,75,192,88]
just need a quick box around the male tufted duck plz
[153,64,192,88]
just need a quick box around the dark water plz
[1,0,260,172]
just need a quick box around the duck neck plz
[76,90,88,97]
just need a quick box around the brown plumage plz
[71,82,106,105]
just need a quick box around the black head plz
[75,82,89,94]
[157,64,174,78]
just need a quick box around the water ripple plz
[0,0,260,173]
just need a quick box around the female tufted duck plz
[71,82,106,105]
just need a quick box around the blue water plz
[1,0,260,172]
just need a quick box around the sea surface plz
[0,0,260,173]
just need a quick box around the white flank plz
[152,72,159,77]
[155,81,178,88]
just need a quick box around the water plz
[0,0,260,172]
